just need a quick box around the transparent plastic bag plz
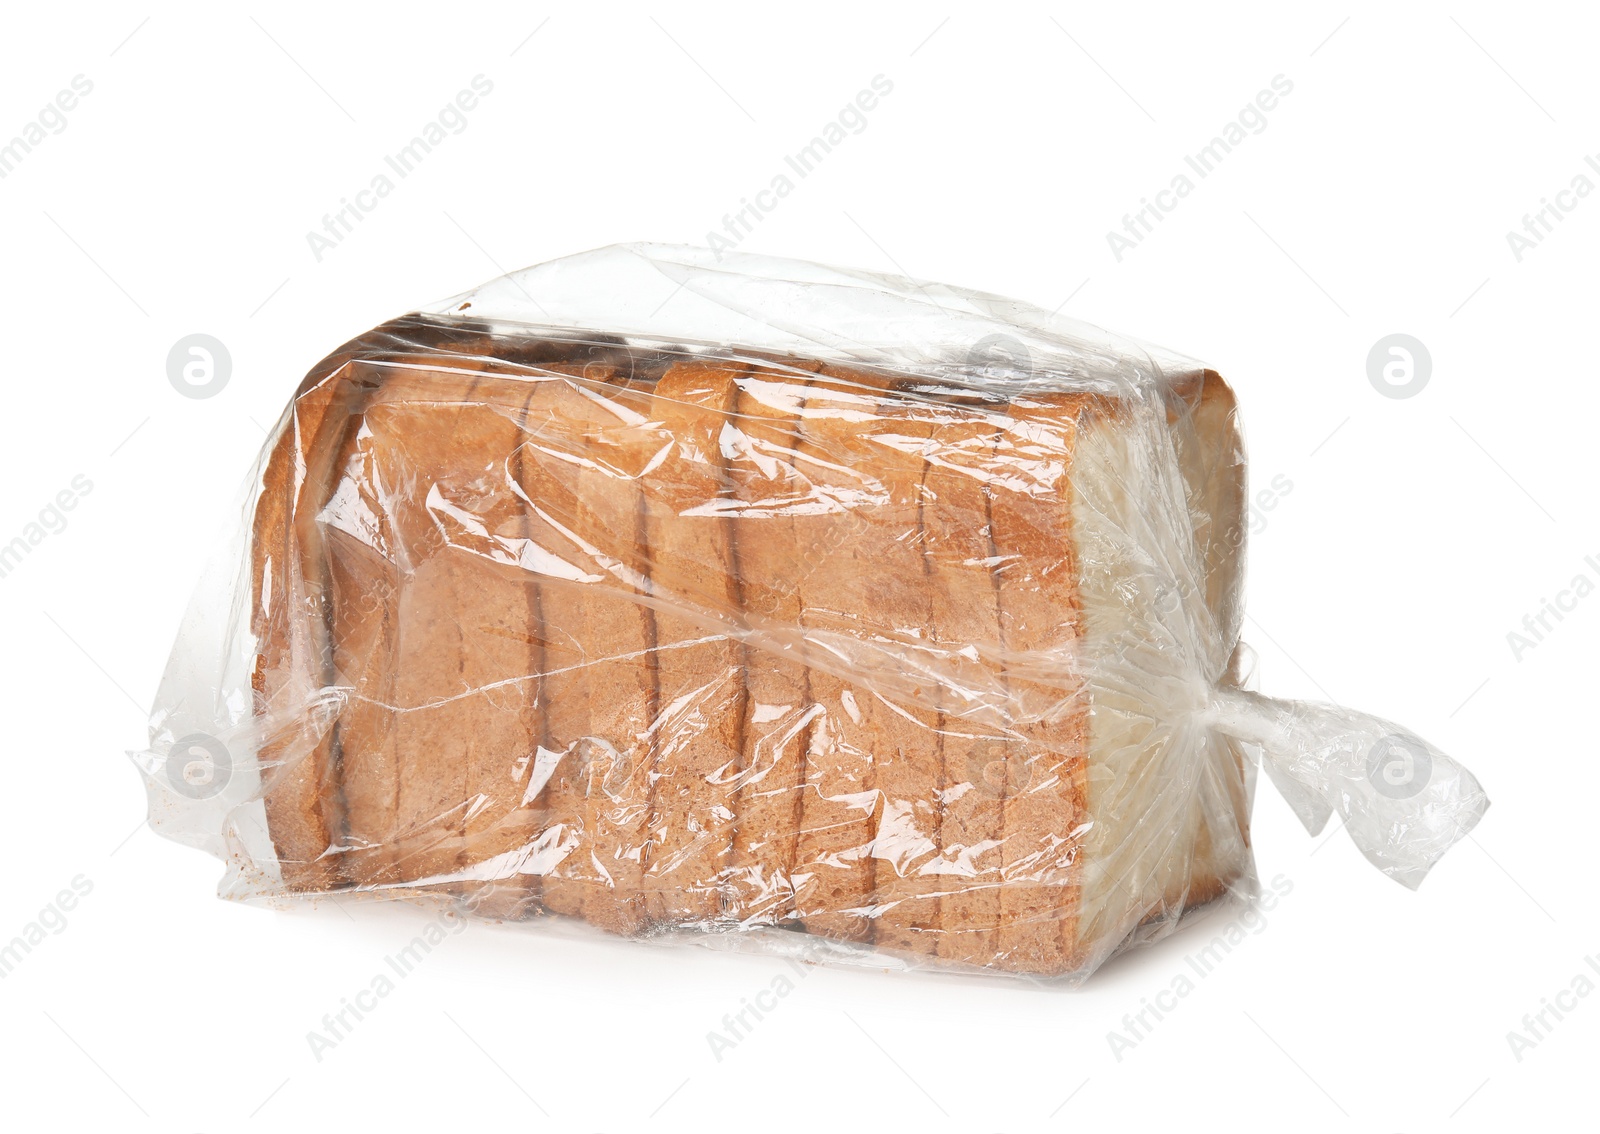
[130,244,1489,981]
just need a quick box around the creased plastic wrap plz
[131,243,1490,981]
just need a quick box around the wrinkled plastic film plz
[132,244,1488,981]
[1201,689,1489,889]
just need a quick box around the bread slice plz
[519,365,608,922]
[571,383,663,935]
[252,359,369,891]
[723,361,822,925]
[1158,370,1252,914]
[918,404,1013,967]
[448,371,549,905]
[517,363,658,930]
[989,392,1096,972]
[638,360,748,924]
[320,373,400,892]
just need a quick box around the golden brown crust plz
[253,331,1248,975]
[725,363,819,925]
[989,393,1096,973]
[639,361,748,924]
[252,364,370,891]
[778,364,938,945]
[918,405,1006,966]
[536,370,661,934]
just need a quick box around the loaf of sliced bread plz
[250,328,1249,975]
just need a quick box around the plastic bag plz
[130,243,1489,981]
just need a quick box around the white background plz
[0,2,1592,1130]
